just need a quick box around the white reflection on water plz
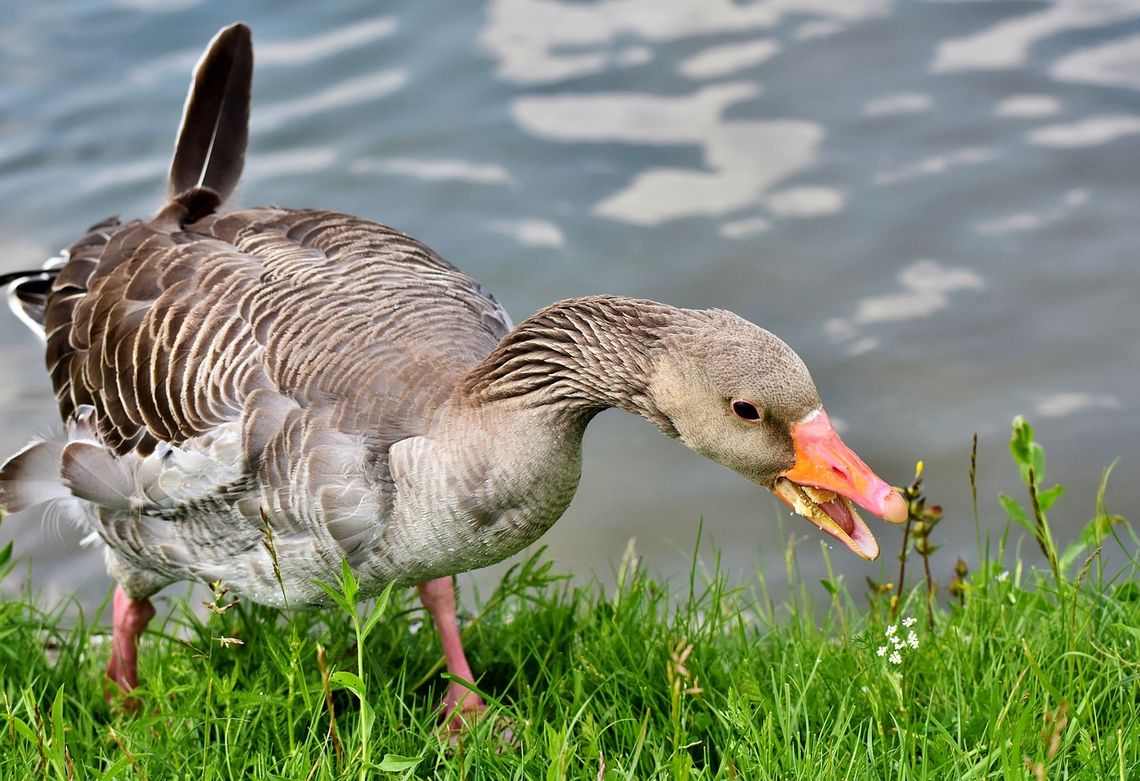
[485,0,900,227]
[481,0,889,85]
[793,19,847,40]
[763,186,845,218]
[78,158,166,194]
[1027,115,1140,147]
[993,94,1062,119]
[825,260,984,356]
[719,216,770,239]
[352,157,512,185]
[972,212,1045,236]
[597,120,823,225]
[972,188,1089,236]
[256,18,398,67]
[678,39,780,80]
[932,0,1140,73]
[874,147,995,187]
[253,70,407,132]
[117,0,203,11]
[513,82,829,225]
[512,82,759,145]
[851,260,984,324]
[244,148,338,184]
[862,92,932,117]
[1052,32,1140,90]
[1034,392,1122,418]
[488,218,567,248]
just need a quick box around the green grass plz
[1,420,1137,780]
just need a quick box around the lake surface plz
[1,0,1137,614]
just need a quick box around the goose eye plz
[731,400,762,421]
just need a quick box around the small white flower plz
[886,624,898,636]
[907,631,919,649]
[889,651,902,665]
[877,646,888,657]
[891,634,905,650]
[903,617,917,628]
[996,570,1010,582]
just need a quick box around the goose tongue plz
[772,409,907,561]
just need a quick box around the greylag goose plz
[0,23,906,730]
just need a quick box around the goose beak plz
[772,409,907,561]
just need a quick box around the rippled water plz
[1,0,1137,612]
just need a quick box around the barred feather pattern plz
[459,296,704,436]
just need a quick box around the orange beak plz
[772,409,907,560]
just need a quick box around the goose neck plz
[457,296,688,434]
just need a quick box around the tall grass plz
[0,418,1137,779]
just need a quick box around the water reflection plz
[244,148,338,184]
[353,157,512,184]
[993,94,1062,118]
[488,218,567,248]
[255,17,397,66]
[516,86,827,225]
[825,260,985,357]
[480,0,889,84]
[254,70,407,132]
[678,39,780,80]
[862,92,933,117]
[1027,115,1140,147]
[1034,392,1121,418]
[972,188,1088,236]
[933,0,1140,73]
[873,148,995,187]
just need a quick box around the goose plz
[0,23,907,731]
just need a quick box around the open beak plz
[771,409,907,560]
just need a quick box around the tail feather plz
[167,22,253,203]
[0,408,102,513]
[0,439,70,513]
[3,267,61,338]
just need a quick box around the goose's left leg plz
[417,576,486,733]
[106,585,156,700]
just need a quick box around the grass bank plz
[0,418,1137,780]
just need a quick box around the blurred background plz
[1,0,1136,615]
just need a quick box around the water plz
[1,0,1137,614]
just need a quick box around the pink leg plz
[417,576,486,732]
[105,586,156,702]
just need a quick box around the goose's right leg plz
[417,576,486,733]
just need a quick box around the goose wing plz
[48,206,511,459]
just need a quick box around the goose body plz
[12,206,527,607]
[0,24,906,728]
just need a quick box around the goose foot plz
[440,679,487,735]
[105,586,155,710]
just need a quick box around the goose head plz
[650,309,907,559]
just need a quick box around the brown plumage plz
[0,23,906,731]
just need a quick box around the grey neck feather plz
[458,295,693,436]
